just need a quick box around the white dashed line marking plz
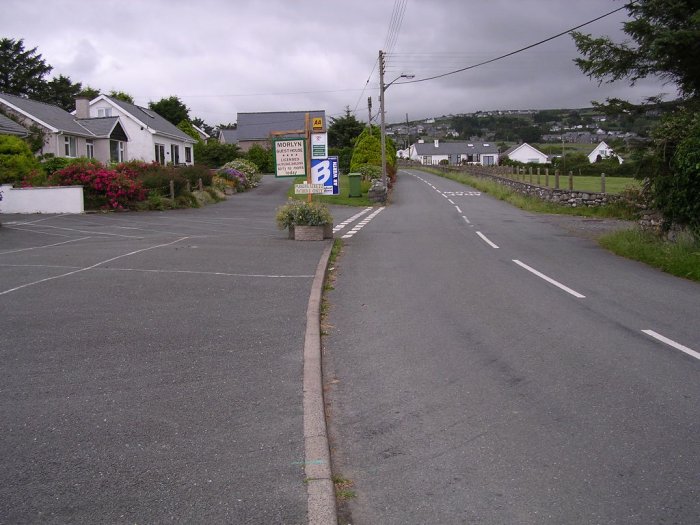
[462,216,471,224]
[476,231,499,249]
[455,206,462,214]
[333,207,372,233]
[341,207,385,239]
[513,259,586,299]
[642,330,700,360]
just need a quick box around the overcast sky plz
[2,0,676,126]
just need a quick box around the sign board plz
[311,133,328,160]
[273,138,306,177]
[295,183,326,194]
[311,156,339,195]
[312,117,324,131]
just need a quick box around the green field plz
[505,172,640,194]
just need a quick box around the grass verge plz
[599,229,700,282]
[286,175,373,206]
[420,167,638,220]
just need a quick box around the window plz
[422,155,431,165]
[64,136,77,157]
[110,140,124,162]
[97,107,112,117]
[86,139,94,159]
[185,146,192,163]
[155,143,165,165]
[171,144,179,165]
[482,155,495,166]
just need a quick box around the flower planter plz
[292,225,325,241]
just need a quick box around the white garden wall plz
[0,185,84,214]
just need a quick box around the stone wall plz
[440,165,627,209]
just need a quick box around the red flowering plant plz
[52,160,146,209]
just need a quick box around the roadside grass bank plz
[415,167,700,282]
[286,175,373,206]
[599,229,700,282]
[419,167,638,220]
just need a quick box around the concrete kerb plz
[304,240,338,525]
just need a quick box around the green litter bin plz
[348,173,362,197]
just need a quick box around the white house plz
[588,141,623,164]
[79,95,195,165]
[0,92,127,163]
[503,143,548,164]
[408,139,499,166]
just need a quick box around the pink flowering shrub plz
[52,160,146,209]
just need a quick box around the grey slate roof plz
[218,128,239,144]
[0,92,94,136]
[237,110,325,141]
[75,117,121,137]
[414,141,499,155]
[107,97,195,143]
[0,113,28,136]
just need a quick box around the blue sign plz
[311,156,339,195]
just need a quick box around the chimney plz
[75,96,90,119]
[434,139,439,148]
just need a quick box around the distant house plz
[192,124,210,143]
[588,140,623,164]
[0,92,128,163]
[235,110,326,152]
[218,128,239,145]
[81,95,196,165]
[503,143,548,164]
[0,113,29,137]
[408,139,499,166]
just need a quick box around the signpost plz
[272,113,337,202]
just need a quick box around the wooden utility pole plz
[367,97,372,130]
[305,112,312,202]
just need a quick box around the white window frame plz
[86,139,94,159]
[171,144,180,165]
[97,108,112,117]
[185,146,192,163]
[110,140,125,163]
[155,143,165,165]
[64,136,77,157]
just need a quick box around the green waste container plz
[348,173,362,197]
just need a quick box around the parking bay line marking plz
[476,231,499,249]
[0,236,190,297]
[455,205,463,214]
[642,330,700,360]
[513,259,586,299]
[0,236,91,255]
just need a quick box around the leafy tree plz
[109,90,134,103]
[328,107,365,149]
[0,37,52,98]
[148,96,190,125]
[78,86,101,99]
[177,120,201,142]
[572,0,700,99]
[246,143,274,173]
[349,127,396,172]
[0,134,41,183]
[192,117,215,137]
[572,0,700,233]
[41,74,82,111]
[194,141,240,168]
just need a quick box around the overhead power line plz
[393,3,629,86]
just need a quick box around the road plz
[324,168,700,524]
[0,177,360,524]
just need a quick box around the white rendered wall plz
[0,185,84,214]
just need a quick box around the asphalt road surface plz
[324,169,700,524]
[0,177,361,524]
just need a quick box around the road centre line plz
[476,231,499,249]
[513,259,586,299]
[642,330,700,360]
[0,236,190,297]
[0,236,91,255]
